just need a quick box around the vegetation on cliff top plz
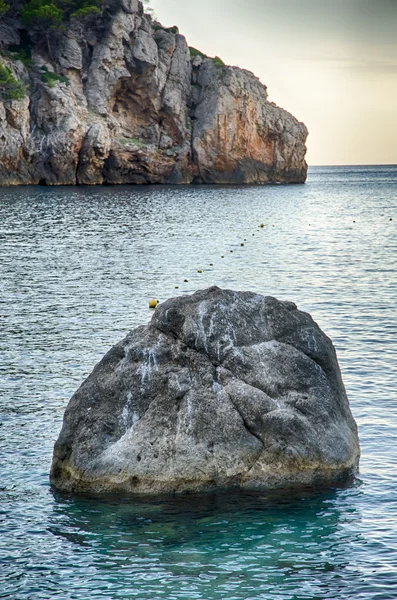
[0,1,104,58]
[212,56,225,68]
[189,47,208,59]
[190,47,226,69]
[20,1,103,26]
[0,1,103,26]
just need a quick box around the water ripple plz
[0,166,396,599]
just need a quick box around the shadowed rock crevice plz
[228,395,266,450]
[51,287,360,495]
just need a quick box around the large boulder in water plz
[50,287,360,494]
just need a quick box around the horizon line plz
[309,163,397,168]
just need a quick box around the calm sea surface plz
[1,166,396,599]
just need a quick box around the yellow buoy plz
[148,298,159,309]
[197,269,203,273]
[259,223,265,228]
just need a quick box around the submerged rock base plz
[50,287,360,494]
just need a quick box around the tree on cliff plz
[20,1,103,27]
[68,0,102,33]
[20,1,103,56]
[56,0,102,19]
[21,1,64,58]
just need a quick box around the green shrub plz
[21,1,64,30]
[189,47,207,59]
[212,56,225,68]
[165,26,178,35]
[8,43,32,67]
[0,63,26,100]
[40,65,70,87]
[71,5,101,19]
[21,1,103,27]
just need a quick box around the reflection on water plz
[1,166,397,599]
[46,487,365,599]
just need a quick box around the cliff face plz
[0,0,308,186]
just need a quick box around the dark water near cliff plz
[1,165,396,599]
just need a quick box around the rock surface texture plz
[0,1,308,185]
[51,287,360,494]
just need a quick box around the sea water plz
[1,166,396,599]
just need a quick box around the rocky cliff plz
[0,0,308,186]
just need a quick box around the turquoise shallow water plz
[1,166,396,599]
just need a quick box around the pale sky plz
[150,0,397,166]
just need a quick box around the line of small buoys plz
[162,221,266,302]
[148,215,395,309]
